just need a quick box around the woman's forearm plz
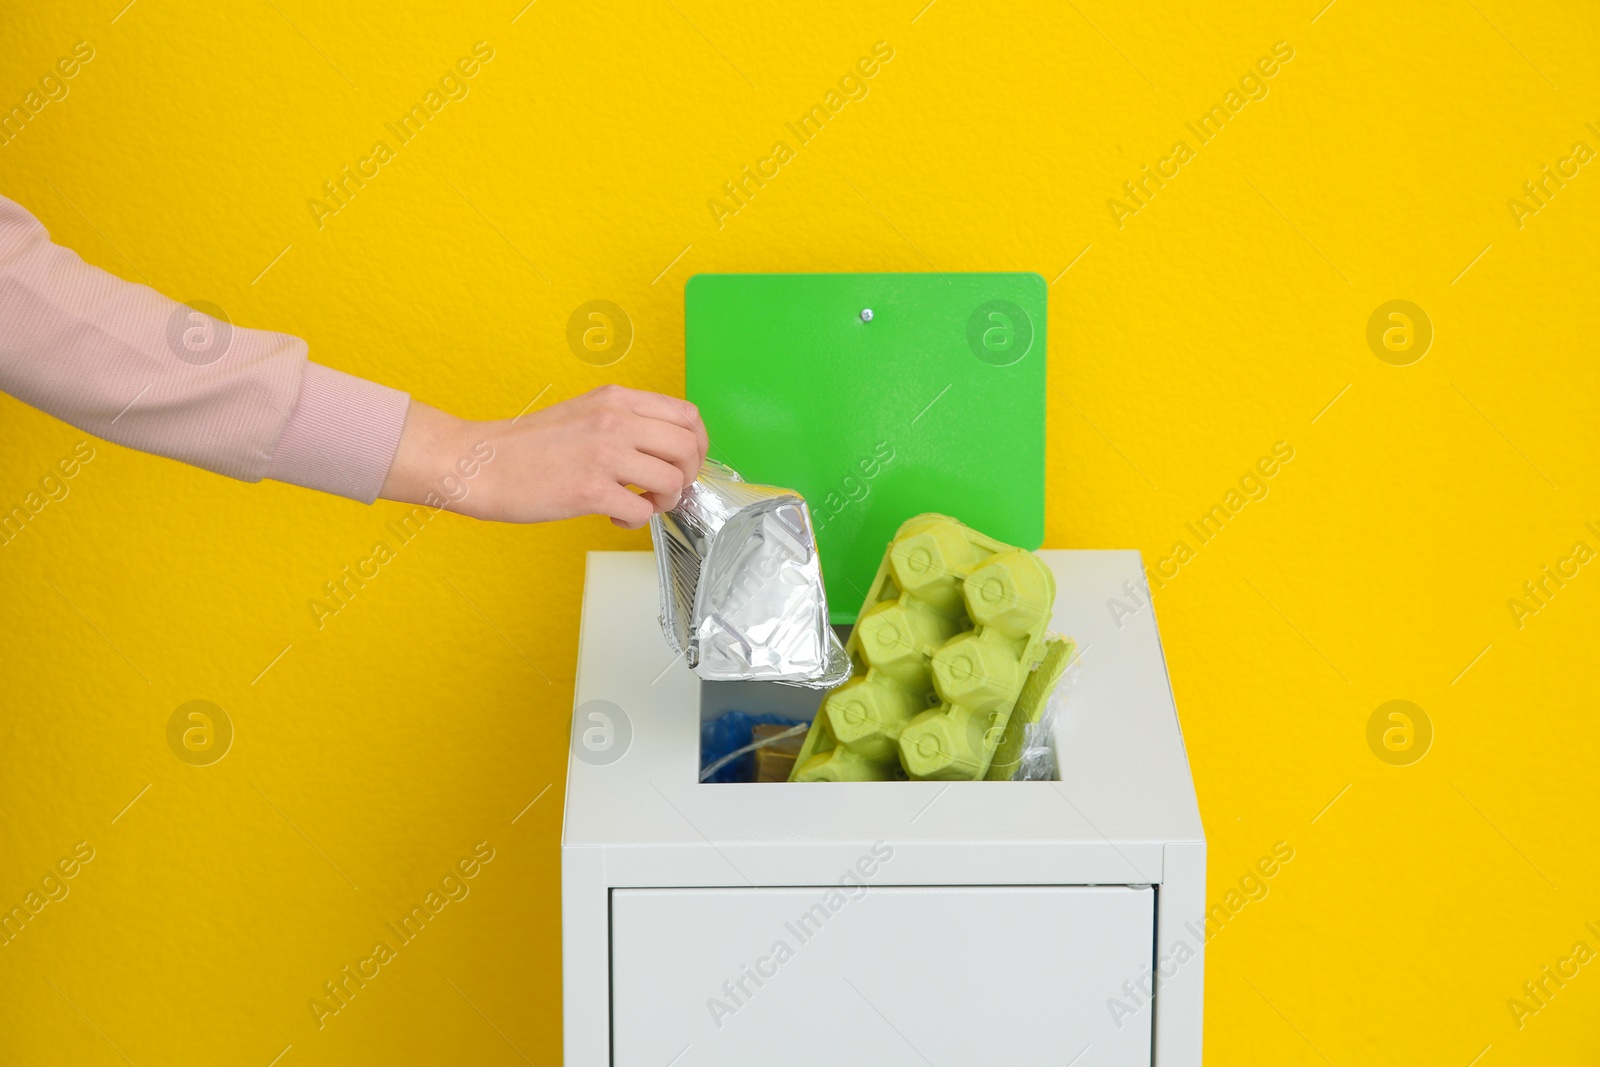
[377,399,476,509]
[1,192,708,523]
[0,192,408,502]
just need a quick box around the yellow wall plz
[2,1,1597,1062]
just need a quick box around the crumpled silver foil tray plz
[650,459,850,689]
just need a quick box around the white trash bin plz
[562,548,1206,1066]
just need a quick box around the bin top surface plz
[563,550,1203,871]
[685,272,1046,624]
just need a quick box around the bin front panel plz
[611,883,1153,1066]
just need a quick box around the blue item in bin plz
[700,712,810,783]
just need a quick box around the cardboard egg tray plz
[790,514,1064,782]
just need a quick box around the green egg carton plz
[789,514,1061,782]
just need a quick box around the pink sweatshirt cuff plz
[265,362,410,504]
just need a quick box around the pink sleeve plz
[0,193,410,503]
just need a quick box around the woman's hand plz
[379,385,709,527]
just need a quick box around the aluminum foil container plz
[650,459,850,688]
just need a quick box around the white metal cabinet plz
[563,550,1206,1066]
[611,885,1154,1067]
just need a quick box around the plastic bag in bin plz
[650,459,850,688]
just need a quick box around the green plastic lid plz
[685,272,1046,623]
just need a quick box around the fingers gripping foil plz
[650,460,850,688]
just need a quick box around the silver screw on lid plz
[860,308,874,322]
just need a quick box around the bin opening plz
[699,680,826,784]
[696,664,1069,785]
[696,544,1074,785]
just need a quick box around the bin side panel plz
[562,845,609,1066]
[1154,840,1206,1067]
